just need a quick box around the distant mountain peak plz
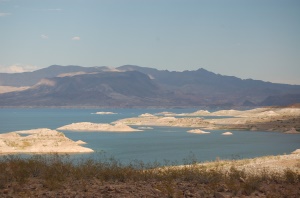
[196,68,210,72]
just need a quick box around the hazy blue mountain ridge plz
[0,65,108,86]
[0,71,166,106]
[0,65,300,107]
[118,65,300,105]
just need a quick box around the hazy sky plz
[1,0,300,84]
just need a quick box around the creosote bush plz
[0,154,299,197]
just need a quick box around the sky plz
[0,0,300,85]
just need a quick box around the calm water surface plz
[0,108,299,164]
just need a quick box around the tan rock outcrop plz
[57,122,141,132]
[222,132,233,135]
[0,128,93,154]
[187,129,210,134]
[284,128,300,134]
[114,116,213,128]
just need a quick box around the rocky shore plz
[115,107,300,133]
[199,149,300,174]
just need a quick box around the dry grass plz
[0,154,299,197]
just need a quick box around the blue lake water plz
[0,108,299,164]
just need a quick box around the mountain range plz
[0,65,299,107]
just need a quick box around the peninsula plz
[114,114,213,128]
[115,107,300,133]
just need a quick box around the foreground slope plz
[0,151,299,197]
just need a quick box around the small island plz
[222,132,233,135]
[92,111,118,115]
[187,129,210,134]
[57,122,142,132]
[0,128,93,154]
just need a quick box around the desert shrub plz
[0,155,31,185]
[284,169,299,184]
[0,153,299,196]
[242,175,262,195]
[155,181,183,198]
[224,166,246,195]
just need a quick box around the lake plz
[0,108,299,165]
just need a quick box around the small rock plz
[185,191,194,197]
[215,192,233,198]
[222,132,233,135]
[3,189,9,194]
[107,186,114,191]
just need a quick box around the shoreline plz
[0,105,263,109]
[190,149,300,174]
[114,107,300,133]
[0,147,299,171]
